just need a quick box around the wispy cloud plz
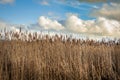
[0,20,6,29]
[48,12,53,16]
[63,0,120,3]
[54,0,88,10]
[0,0,15,4]
[40,0,49,6]
[78,0,107,3]
[47,12,62,20]
[91,3,120,21]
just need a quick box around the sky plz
[0,0,120,38]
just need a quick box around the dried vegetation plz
[0,30,120,80]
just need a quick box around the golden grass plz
[0,31,120,80]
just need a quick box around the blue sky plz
[0,0,102,24]
[0,0,120,38]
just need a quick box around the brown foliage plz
[0,31,120,80]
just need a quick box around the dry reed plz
[0,30,120,80]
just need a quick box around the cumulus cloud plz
[37,15,120,38]
[91,3,120,21]
[0,0,14,4]
[38,16,65,31]
[65,15,88,33]
[65,15,120,37]
[1,15,120,38]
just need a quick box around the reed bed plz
[0,30,120,80]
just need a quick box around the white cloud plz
[37,15,120,38]
[0,0,14,4]
[38,16,65,31]
[92,3,120,21]
[65,15,120,37]
[65,15,87,33]
[1,15,120,38]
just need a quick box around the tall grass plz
[0,30,120,80]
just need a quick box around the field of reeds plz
[0,30,120,80]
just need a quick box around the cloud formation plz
[38,16,65,30]
[65,15,120,37]
[65,15,88,33]
[92,3,120,21]
[0,0,14,4]
[37,15,120,37]
[0,15,120,38]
